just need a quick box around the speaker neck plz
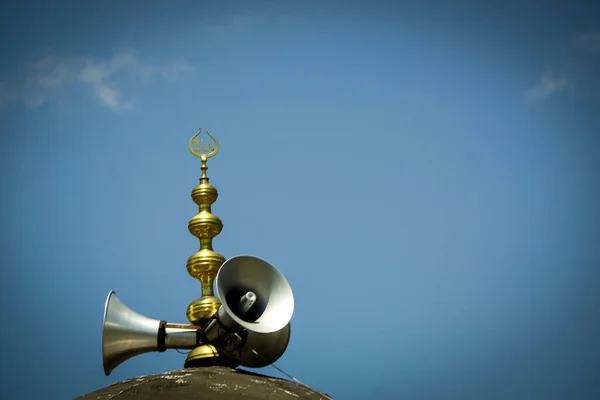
[162,323,201,350]
[201,307,243,344]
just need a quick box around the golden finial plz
[189,128,220,182]
[184,128,231,367]
[185,128,225,322]
[188,128,219,160]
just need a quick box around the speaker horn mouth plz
[102,290,117,375]
[216,255,295,334]
[101,291,198,375]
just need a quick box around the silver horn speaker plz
[239,322,291,368]
[102,291,199,376]
[201,255,295,347]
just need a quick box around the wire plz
[250,349,335,400]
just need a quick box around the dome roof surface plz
[77,366,332,399]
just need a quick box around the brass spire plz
[184,128,231,366]
[185,128,224,323]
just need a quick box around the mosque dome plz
[77,366,332,399]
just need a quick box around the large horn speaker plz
[102,291,199,376]
[201,255,295,348]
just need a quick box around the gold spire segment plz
[185,129,225,325]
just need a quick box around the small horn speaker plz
[217,255,294,333]
[201,255,295,346]
[102,291,198,375]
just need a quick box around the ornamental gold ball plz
[187,211,223,238]
[186,296,221,324]
[186,249,226,280]
[191,181,218,205]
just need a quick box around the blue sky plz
[1,1,599,399]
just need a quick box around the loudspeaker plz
[201,255,295,343]
[240,322,291,368]
[102,291,199,375]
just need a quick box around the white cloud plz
[0,50,193,111]
[95,85,134,111]
[526,74,569,101]
[526,32,600,106]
